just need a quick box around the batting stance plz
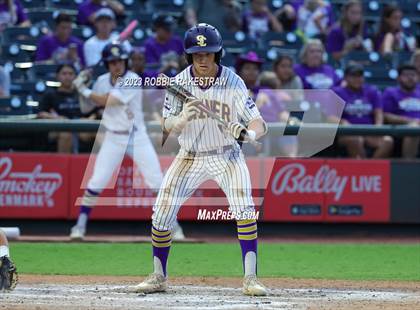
[70,43,184,240]
[130,24,268,296]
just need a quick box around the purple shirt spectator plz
[0,0,28,27]
[333,85,381,124]
[326,24,368,54]
[294,63,340,89]
[36,35,85,66]
[257,88,286,122]
[242,10,270,39]
[144,36,183,65]
[382,86,420,120]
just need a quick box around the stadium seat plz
[343,51,392,69]
[26,10,56,28]
[221,31,255,55]
[30,63,59,80]
[0,97,37,118]
[10,81,47,101]
[20,0,46,9]
[149,0,185,17]
[1,26,43,45]
[260,31,303,50]
[364,66,398,90]
[121,0,144,12]
[0,44,33,63]
[49,0,80,11]
[72,26,94,40]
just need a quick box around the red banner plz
[0,152,69,219]
[69,155,263,220]
[0,152,391,223]
[263,159,390,222]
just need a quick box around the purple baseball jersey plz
[35,35,86,66]
[294,64,340,89]
[382,86,420,120]
[333,85,381,124]
[144,36,183,65]
[0,0,28,25]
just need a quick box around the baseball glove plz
[0,256,18,292]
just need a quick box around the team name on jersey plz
[188,99,231,123]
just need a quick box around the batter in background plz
[70,42,185,241]
[128,24,268,296]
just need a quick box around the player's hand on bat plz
[228,122,247,140]
[180,97,201,120]
[73,70,92,98]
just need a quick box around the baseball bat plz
[159,74,261,148]
[118,20,138,43]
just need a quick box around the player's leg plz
[70,132,129,239]
[129,134,185,240]
[0,229,9,258]
[129,156,207,293]
[0,229,18,291]
[214,151,267,296]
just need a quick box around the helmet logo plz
[196,35,207,47]
[111,47,120,56]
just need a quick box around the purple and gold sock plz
[151,226,172,277]
[75,189,99,228]
[237,219,258,276]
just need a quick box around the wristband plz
[247,130,256,141]
[81,88,92,98]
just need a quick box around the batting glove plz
[228,122,257,142]
[181,98,201,120]
[73,71,92,98]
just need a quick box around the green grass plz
[10,242,420,281]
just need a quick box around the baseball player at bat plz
[129,24,268,296]
[70,42,185,240]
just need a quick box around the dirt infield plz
[1,275,419,310]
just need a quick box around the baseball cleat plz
[172,223,185,241]
[127,273,167,293]
[69,225,86,240]
[243,275,267,296]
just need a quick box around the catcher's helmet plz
[102,43,129,68]
[184,23,223,64]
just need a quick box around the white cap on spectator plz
[94,8,115,21]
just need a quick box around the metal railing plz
[1,119,420,136]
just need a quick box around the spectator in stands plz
[332,63,393,158]
[0,0,30,31]
[77,0,124,26]
[383,64,420,158]
[274,55,303,89]
[274,2,297,32]
[83,8,131,67]
[326,0,373,61]
[185,0,242,32]
[130,47,156,79]
[35,13,85,68]
[256,71,298,157]
[235,51,263,98]
[296,0,331,40]
[374,4,416,55]
[294,39,340,89]
[411,50,420,77]
[0,65,10,97]
[242,0,283,39]
[144,14,183,66]
[38,64,95,153]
